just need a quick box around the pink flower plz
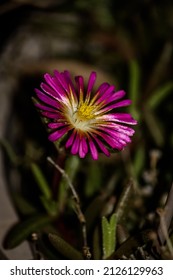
[34,70,137,160]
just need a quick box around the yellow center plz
[77,103,96,121]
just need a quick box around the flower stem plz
[47,156,91,259]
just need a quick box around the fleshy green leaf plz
[48,233,83,260]
[93,226,101,260]
[144,109,164,146]
[4,214,52,249]
[57,156,79,211]
[109,214,117,256]
[40,196,58,216]
[133,144,145,178]
[11,193,37,216]
[147,82,173,109]
[114,180,133,223]
[84,161,102,197]
[128,59,140,120]
[0,139,21,165]
[85,195,107,232]
[102,213,117,259]
[31,163,52,200]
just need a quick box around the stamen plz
[77,103,96,121]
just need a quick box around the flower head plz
[34,70,137,160]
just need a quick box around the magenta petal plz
[75,75,84,102]
[116,125,135,136]
[79,137,88,158]
[54,70,70,93]
[96,90,126,106]
[48,122,66,129]
[81,137,88,153]
[88,138,98,160]
[99,123,135,136]
[86,72,96,100]
[96,85,115,104]
[54,70,77,102]
[93,136,110,157]
[41,111,61,118]
[99,113,137,125]
[44,73,68,98]
[113,113,138,124]
[35,103,58,112]
[48,127,68,141]
[108,99,131,109]
[109,90,126,102]
[42,82,66,102]
[96,83,110,95]
[90,83,109,105]
[79,143,85,158]
[54,70,74,95]
[99,127,131,143]
[63,71,76,92]
[98,99,132,114]
[35,89,59,108]
[97,132,124,150]
[40,82,60,99]
[44,73,60,93]
[44,73,68,102]
[66,130,76,148]
[71,134,80,155]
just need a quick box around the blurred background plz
[0,0,173,260]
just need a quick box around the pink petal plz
[97,99,132,114]
[96,132,124,150]
[98,113,137,125]
[96,83,110,96]
[86,72,97,101]
[99,127,131,143]
[54,70,69,92]
[35,103,58,112]
[54,70,78,102]
[95,85,115,104]
[71,134,80,155]
[48,122,66,129]
[48,127,69,141]
[79,137,88,158]
[99,123,135,136]
[65,130,76,148]
[93,136,110,157]
[75,75,84,103]
[89,83,109,105]
[96,90,125,106]
[88,138,98,160]
[81,136,88,153]
[44,73,62,94]
[35,89,59,108]
[63,71,76,93]
[41,111,61,119]
[40,82,62,99]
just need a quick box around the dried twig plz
[47,156,91,259]
[157,208,173,258]
[157,182,173,245]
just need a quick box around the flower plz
[34,70,137,160]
